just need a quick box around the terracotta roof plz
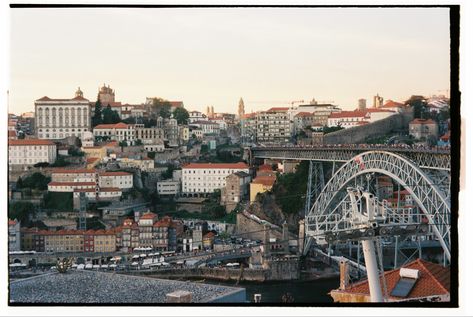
[154,217,172,227]
[94,122,130,129]
[204,232,215,238]
[8,131,17,137]
[49,181,96,187]
[51,169,95,174]
[8,139,56,146]
[8,219,17,226]
[441,131,450,141]
[335,259,450,300]
[99,171,132,176]
[169,101,184,108]
[382,100,406,108]
[266,107,289,112]
[329,110,368,119]
[242,113,256,119]
[36,96,89,102]
[252,176,276,187]
[86,157,100,164]
[258,164,273,171]
[122,219,135,227]
[140,212,157,220]
[183,162,249,169]
[410,118,437,125]
[295,112,313,117]
[100,187,121,192]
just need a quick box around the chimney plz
[339,260,350,290]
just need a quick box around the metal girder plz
[252,146,450,171]
[305,151,451,261]
[305,161,325,216]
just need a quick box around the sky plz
[8,7,450,115]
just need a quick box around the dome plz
[75,87,84,98]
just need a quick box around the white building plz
[98,171,133,190]
[8,139,57,168]
[190,121,220,135]
[188,111,207,123]
[93,122,135,143]
[182,162,250,195]
[144,143,165,152]
[156,180,181,196]
[327,108,395,129]
[209,117,228,130]
[35,88,91,139]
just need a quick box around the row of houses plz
[15,214,183,253]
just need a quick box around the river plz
[206,278,340,303]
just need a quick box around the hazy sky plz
[9,7,450,114]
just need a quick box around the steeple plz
[238,97,245,119]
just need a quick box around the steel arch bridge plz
[305,150,451,261]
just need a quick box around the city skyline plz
[9,7,450,114]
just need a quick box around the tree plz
[9,201,35,224]
[16,177,23,189]
[102,105,121,124]
[173,107,189,125]
[75,137,82,148]
[159,105,171,119]
[135,139,143,146]
[21,172,50,190]
[51,156,69,167]
[405,95,426,119]
[151,98,172,118]
[119,140,128,147]
[92,94,103,127]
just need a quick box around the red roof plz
[410,118,437,125]
[329,110,368,119]
[36,96,89,102]
[266,107,289,112]
[140,212,157,220]
[258,164,273,171]
[49,181,96,187]
[100,187,121,192]
[334,259,450,300]
[94,122,129,129]
[99,171,132,176]
[440,131,450,141]
[295,112,313,118]
[86,157,100,164]
[169,101,184,108]
[242,113,256,119]
[204,232,215,238]
[51,169,95,174]
[154,217,172,227]
[8,139,56,146]
[8,131,17,137]
[183,162,249,169]
[382,100,405,108]
[252,176,276,187]
[8,219,17,226]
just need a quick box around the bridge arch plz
[306,151,451,260]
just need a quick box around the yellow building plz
[44,230,84,253]
[250,176,276,203]
[93,229,117,253]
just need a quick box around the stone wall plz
[323,110,413,144]
[236,213,282,241]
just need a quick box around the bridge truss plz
[303,151,451,262]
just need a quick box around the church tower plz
[238,97,245,119]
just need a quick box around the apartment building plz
[182,162,250,196]
[93,122,135,143]
[8,139,57,168]
[256,107,291,144]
